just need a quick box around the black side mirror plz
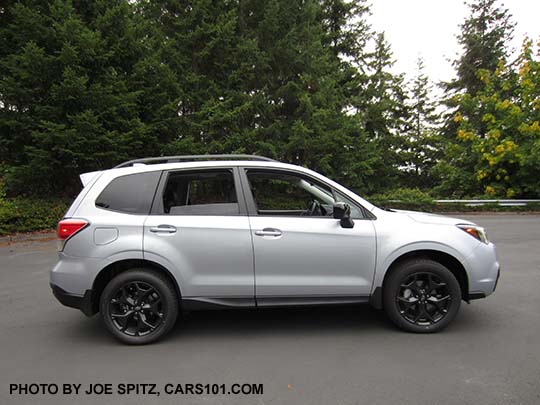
[333,202,354,228]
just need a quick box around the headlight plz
[457,224,489,244]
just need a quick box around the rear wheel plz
[100,269,179,344]
[383,259,461,333]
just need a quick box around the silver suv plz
[50,155,500,344]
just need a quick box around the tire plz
[383,259,461,333]
[100,268,179,344]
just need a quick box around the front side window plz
[246,170,365,218]
[162,170,239,215]
[95,171,161,214]
[246,171,335,217]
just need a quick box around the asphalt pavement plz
[0,214,539,404]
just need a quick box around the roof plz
[114,154,276,168]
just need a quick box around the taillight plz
[57,219,88,251]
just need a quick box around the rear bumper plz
[50,284,96,316]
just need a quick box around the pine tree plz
[135,0,240,156]
[142,0,382,193]
[0,0,151,195]
[402,57,440,188]
[230,0,370,185]
[0,0,405,198]
[448,0,515,96]
[357,32,409,192]
[319,0,371,63]
[436,0,516,197]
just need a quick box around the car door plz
[143,167,255,305]
[240,168,376,304]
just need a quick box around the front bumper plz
[468,265,500,300]
[463,240,500,298]
[50,284,96,316]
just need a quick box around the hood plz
[391,209,474,226]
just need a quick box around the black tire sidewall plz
[100,269,179,344]
[383,260,461,333]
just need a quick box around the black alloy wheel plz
[397,272,451,326]
[100,269,179,344]
[383,259,461,333]
[109,281,164,336]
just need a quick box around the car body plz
[50,155,500,343]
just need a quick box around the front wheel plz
[100,269,179,344]
[383,259,461,333]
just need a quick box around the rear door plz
[143,167,255,305]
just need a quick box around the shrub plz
[0,181,71,235]
[367,188,434,211]
[365,187,540,213]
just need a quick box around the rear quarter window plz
[95,171,161,214]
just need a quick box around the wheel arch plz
[90,259,182,315]
[370,249,470,309]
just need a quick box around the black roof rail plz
[114,154,277,168]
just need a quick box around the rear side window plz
[162,169,239,215]
[95,172,161,214]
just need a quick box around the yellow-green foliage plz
[446,39,540,198]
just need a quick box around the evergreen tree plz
[436,0,515,196]
[0,0,409,198]
[448,0,515,96]
[319,0,371,63]
[141,0,381,193]
[135,0,240,156]
[402,57,440,188]
[357,32,409,192]
[0,0,151,195]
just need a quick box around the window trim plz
[150,167,247,216]
[95,171,163,216]
[240,167,371,219]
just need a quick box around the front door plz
[241,168,376,304]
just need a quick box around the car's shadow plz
[66,303,492,345]
[171,305,393,340]
[67,304,393,344]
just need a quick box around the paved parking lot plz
[1,214,539,404]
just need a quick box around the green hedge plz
[369,200,540,213]
[367,188,540,213]
[0,197,70,236]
